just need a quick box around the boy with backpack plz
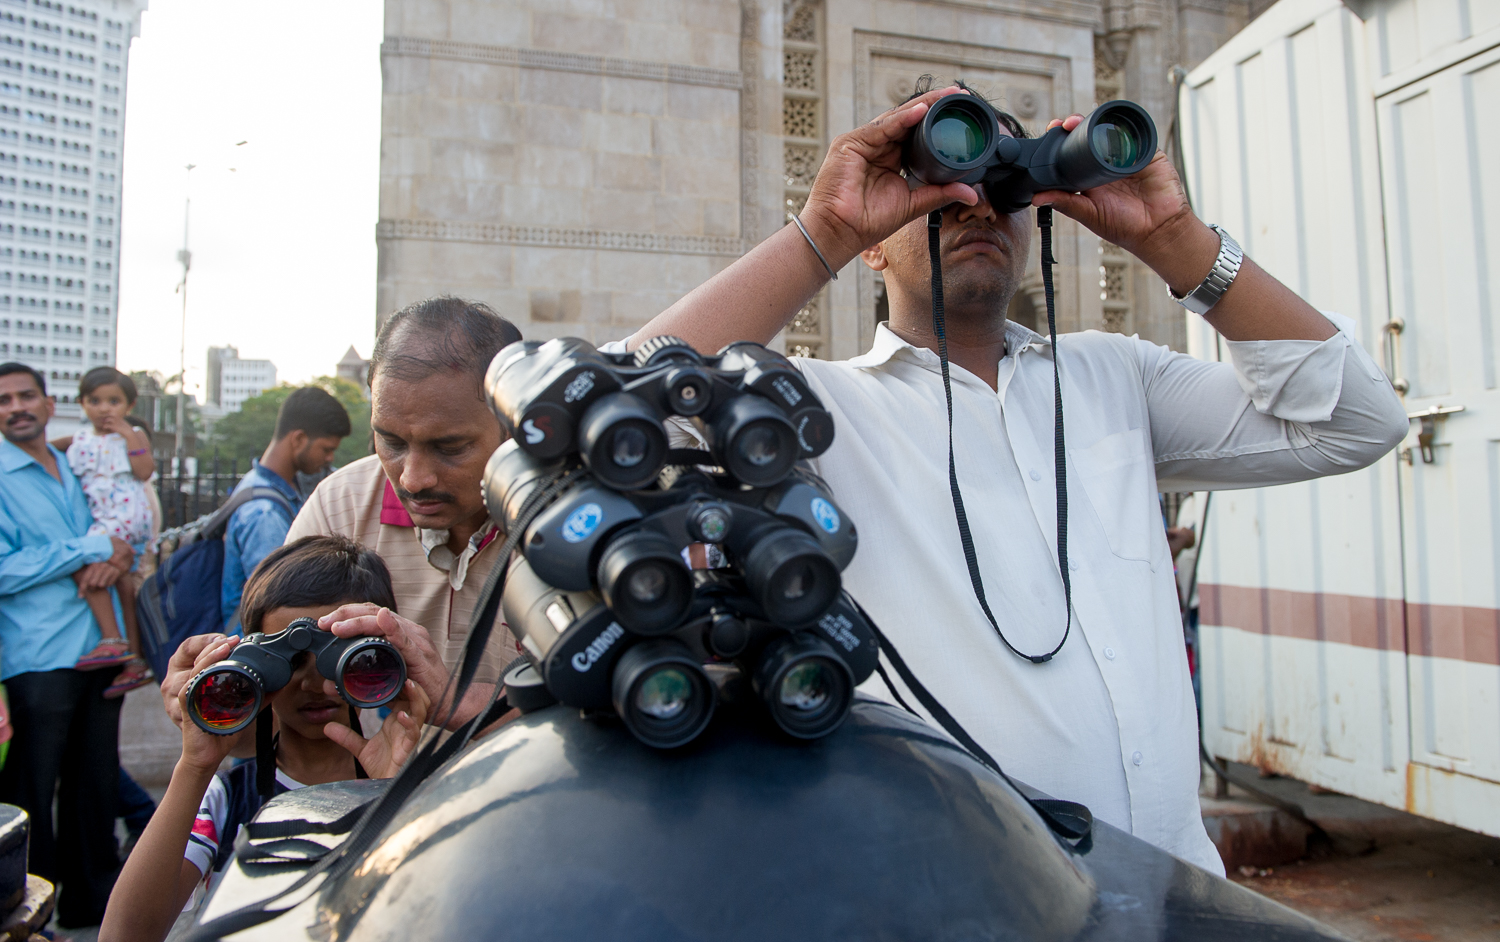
[100,535,428,942]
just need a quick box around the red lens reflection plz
[192,670,259,731]
[340,646,403,706]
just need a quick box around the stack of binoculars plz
[485,336,878,748]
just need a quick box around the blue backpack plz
[135,487,294,679]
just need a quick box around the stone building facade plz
[377,0,1271,358]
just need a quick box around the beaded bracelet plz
[128,448,148,456]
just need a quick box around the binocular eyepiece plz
[185,618,407,736]
[903,96,1157,210]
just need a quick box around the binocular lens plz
[635,667,692,719]
[709,395,799,487]
[579,392,669,490]
[597,529,694,635]
[611,426,650,468]
[753,633,853,740]
[339,644,406,707]
[932,111,986,164]
[627,566,668,603]
[612,640,715,748]
[744,527,841,627]
[189,669,261,734]
[737,425,783,468]
[1091,120,1142,170]
[780,660,836,713]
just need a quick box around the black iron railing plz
[154,449,245,531]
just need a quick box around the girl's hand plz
[175,637,245,775]
[323,679,430,779]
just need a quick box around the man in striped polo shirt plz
[288,297,522,724]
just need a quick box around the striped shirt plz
[285,454,515,685]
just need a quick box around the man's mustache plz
[6,412,36,426]
[395,485,457,505]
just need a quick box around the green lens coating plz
[779,660,834,713]
[636,667,692,719]
[931,111,985,164]
[1091,121,1141,170]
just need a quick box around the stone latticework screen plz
[782,0,827,359]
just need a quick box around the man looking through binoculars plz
[617,82,1409,873]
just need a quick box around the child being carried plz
[55,367,157,696]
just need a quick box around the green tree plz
[207,377,371,469]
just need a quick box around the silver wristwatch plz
[1168,224,1243,315]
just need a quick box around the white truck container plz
[1179,0,1500,836]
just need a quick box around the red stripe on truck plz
[1198,584,1500,666]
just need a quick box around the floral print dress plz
[66,425,154,548]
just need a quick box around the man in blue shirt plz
[221,385,349,631]
[0,362,135,928]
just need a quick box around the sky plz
[115,0,384,402]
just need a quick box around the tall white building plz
[0,0,146,434]
[206,343,274,414]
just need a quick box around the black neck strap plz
[926,207,1071,664]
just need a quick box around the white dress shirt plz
[784,316,1406,874]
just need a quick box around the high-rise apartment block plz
[206,344,274,414]
[0,0,146,424]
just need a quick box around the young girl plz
[60,366,156,694]
[99,535,429,942]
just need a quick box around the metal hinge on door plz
[1403,404,1466,464]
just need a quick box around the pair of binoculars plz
[904,97,1158,210]
[185,618,407,735]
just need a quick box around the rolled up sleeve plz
[0,531,112,596]
[1147,312,1409,490]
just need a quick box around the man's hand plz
[801,87,981,264]
[319,604,487,729]
[1031,114,1197,258]
[74,562,120,592]
[323,679,430,778]
[107,536,135,572]
[175,636,245,775]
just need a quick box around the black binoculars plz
[486,336,835,490]
[186,618,407,735]
[903,96,1158,210]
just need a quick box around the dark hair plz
[274,386,352,441]
[126,414,152,434]
[0,361,46,395]
[369,296,522,392]
[239,535,396,634]
[907,75,1029,140]
[79,366,137,405]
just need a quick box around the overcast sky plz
[115,0,384,401]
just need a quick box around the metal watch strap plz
[1168,224,1243,316]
